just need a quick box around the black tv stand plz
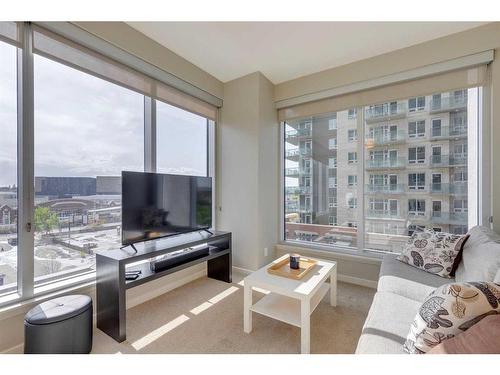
[96,230,232,342]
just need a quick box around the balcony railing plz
[430,211,468,224]
[430,154,468,167]
[366,209,400,219]
[366,157,406,170]
[430,96,467,113]
[366,184,405,194]
[285,186,312,195]
[285,148,312,158]
[285,167,299,176]
[430,125,467,139]
[366,130,406,146]
[285,202,299,211]
[429,182,468,195]
[365,102,407,123]
[285,128,312,138]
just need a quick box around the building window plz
[329,138,337,149]
[408,173,426,190]
[408,146,426,164]
[329,157,337,168]
[348,129,358,142]
[408,96,425,112]
[408,199,426,216]
[348,197,357,209]
[347,152,357,164]
[431,118,442,137]
[328,216,336,226]
[328,115,337,130]
[453,199,468,213]
[348,108,357,119]
[348,175,357,186]
[408,120,425,138]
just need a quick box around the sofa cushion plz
[455,226,500,283]
[404,281,500,354]
[355,292,421,354]
[378,253,452,302]
[396,229,468,278]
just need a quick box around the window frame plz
[279,86,487,260]
[0,23,217,307]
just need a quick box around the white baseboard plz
[232,266,253,276]
[338,274,377,289]
[1,343,23,354]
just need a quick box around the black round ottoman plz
[24,294,93,354]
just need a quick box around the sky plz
[0,40,208,188]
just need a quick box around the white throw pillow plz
[455,226,500,283]
[404,281,500,354]
[397,229,468,278]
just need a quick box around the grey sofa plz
[355,226,500,354]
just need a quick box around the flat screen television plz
[121,171,212,246]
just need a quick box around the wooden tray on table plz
[267,255,317,280]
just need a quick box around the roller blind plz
[0,22,21,47]
[32,25,218,120]
[278,63,489,121]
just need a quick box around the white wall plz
[217,72,279,270]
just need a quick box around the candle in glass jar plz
[289,254,300,270]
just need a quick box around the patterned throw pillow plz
[404,282,500,354]
[396,229,468,278]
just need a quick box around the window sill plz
[0,272,96,321]
[277,241,383,265]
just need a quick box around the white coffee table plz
[243,254,337,354]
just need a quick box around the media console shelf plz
[96,231,232,342]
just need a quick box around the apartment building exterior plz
[284,89,470,251]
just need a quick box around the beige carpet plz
[91,272,375,354]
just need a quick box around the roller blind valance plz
[278,55,491,121]
[32,25,218,120]
[0,22,21,47]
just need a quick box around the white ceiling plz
[127,22,487,84]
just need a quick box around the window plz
[347,152,357,164]
[329,157,337,168]
[453,199,468,213]
[408,96,425,112]
[454,170,468,182]
[284,109,359,248]
[348,198,357,209]
[0,23,217,306]
[431,119,442,137]
[348,108,357,119]
[329,138,337,149]
[34,54,145,284]
[328,115,337,130]
[408,146,425,164]
[348,129,357,142]
[348,175,357,186]
[408,120,425,138]
[432,201,442,215]
[0,39,17,295]
[157,101,208,176]
[408,173,426,190]
[408,199,426,216]
[283,87,481,256]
